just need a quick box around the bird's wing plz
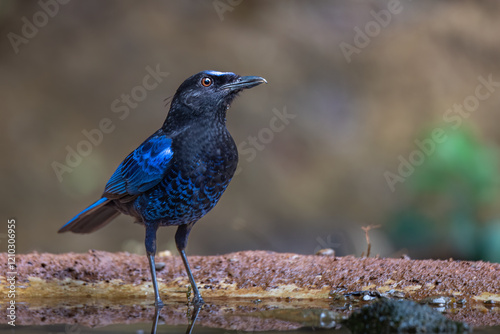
[104,133,174,197]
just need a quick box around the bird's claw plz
[155,299,164,308]
[192,295,205,306]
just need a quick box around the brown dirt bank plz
[0,250,498,327]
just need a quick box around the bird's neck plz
[163,102,227,130]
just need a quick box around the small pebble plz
[382,289,405,299]
[155,262,166,271]
[316,248,335,256]
[420,296,458,307]
[362,294,377,301]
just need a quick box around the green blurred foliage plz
[389,126,500,261]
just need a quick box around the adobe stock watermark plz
[213,0,243,21]
[6,218,16,326]
[7,0,71,55]
[384,74,500,192]
[52,64,169,182]
[339,0,410,63]
[235,106,295,175]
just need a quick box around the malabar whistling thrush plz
[59,71,267,306]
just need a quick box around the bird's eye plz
[201,77,213,87]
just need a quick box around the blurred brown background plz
[2,1,500,261]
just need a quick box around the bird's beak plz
[221,76,267,91]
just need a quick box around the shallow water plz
[3,319,500,333]
[3,325,498,334]
[2,297,499,334]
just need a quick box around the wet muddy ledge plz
[0,250,499,327]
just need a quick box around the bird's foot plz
[192,294,205,306]
[155,299,164,308]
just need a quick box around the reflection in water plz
[151,303,202,334]
[6,298,498,332]
[151,305,161,334]
[185,304,202,334]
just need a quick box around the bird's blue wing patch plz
[104,134,173,196]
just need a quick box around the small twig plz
[361,224,381,258]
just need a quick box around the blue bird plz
[59,71,267,307]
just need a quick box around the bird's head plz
[167,70,267,124]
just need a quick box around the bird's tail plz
[58,197,120,234]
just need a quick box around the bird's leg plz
[145,224,164,308]
[175,224,204,306]
[147,254,164,308]
[185,302,202,334]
